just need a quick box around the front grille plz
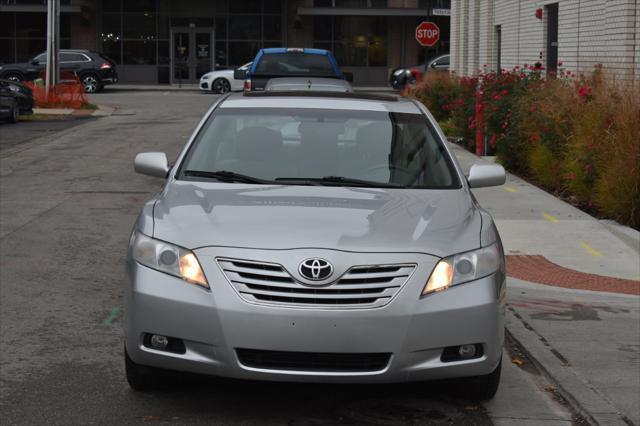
[236,348,391,372]
[217,258,415,308]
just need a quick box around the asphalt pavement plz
[0,90,596,425]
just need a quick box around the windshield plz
[180,108,460,189]
[254,54,336,77]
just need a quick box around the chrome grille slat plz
[217,257,416,309]
[238,286,398,299]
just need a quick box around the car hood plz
[152,181,482,257]
[202,69,233,79]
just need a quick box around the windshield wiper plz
[183,170,273,184]
[275,176,406,188]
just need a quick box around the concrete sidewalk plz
[450,143,640,425]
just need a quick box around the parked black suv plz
[0,50,118,93]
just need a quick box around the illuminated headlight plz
[8,85,20,93]
[422,244,500,296]
[131,232,209,289]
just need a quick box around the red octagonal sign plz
[415,21,440,47]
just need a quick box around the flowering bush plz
[405,65,640,229]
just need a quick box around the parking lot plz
[0,90,584,425]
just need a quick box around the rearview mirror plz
[467,164,506,188]
[343,72,353,82]
[134,152,170,178]
[234,68,247,80]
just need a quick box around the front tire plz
[212,78,231,94]
[8,100,18,123]
[461,358,502,400]
[81,73,101,93]
[125,347,168,391]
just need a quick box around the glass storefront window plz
[263,1,281,13]
[229,16,261,40]
[101,14,121,41]
[0,12,15,37]
[102,40,122,64]
[158,40,170,65]
[228,41,260,66]
[16,13,46,38]
[16,38,45,62]
[0,39,15,64]
[123,40,156,65]
[314,16,387,67]
[123,13,156,40]
[102,0,122,13]
[123,0,156,13]
[263,16,281,41]
[229,0,260,14]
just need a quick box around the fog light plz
[459,344,477,358]
[150,334,168,349]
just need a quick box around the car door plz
[26,53,46,80]
[59,52,86,79]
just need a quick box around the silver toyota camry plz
[125,91,507,399]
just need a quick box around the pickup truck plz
[234,48,352,92]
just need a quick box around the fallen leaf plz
[464,405,480,411]
[544,384,557,392]
[511,358,525,366]
[142,415,161,422]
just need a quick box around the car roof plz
[264,77,353,92]
[259,47,330,56]
[220,91,423,114]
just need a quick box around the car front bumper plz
[199,79,211,91]
[124,247,505,383]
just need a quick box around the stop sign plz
[415,22,440,47]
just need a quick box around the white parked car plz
[199,62,251,94]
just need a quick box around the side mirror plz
[430,62,437,69]
[134,152,170,178]
[234,68,247,80]
[343,72,353,82]
[31,59,40,65]
[467,164,506,188]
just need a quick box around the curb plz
[31,104,115,117]
[599,220,640,254]
[505,308,631,426]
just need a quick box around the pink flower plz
[584,164,592,173]
[529,133,539,143]
[578,86,591,98]
[558,61,563,66]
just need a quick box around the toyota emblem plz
[299,258,333,281]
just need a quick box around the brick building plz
[450,0,640,80]
[1,0,451,85]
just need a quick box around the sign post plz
[45,0,60,95]
[415,21,441,47]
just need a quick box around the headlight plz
[8,85,20,93]
[423,244,500,296]
[131,232,209,288]
[201,74,211,80]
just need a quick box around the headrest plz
[235,127,283,161]
[356,122,392,159]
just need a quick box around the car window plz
[33,54,46,64]
[180,108,460,189]
[60,53,88,62]
[254,54,335,77]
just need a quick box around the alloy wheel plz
[82,75,99,93]
[213,78,231,94]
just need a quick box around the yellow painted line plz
[542,212,560,224]
[504,186,517,193]
[580,241,603,257]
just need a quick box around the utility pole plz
[45,0,60,95]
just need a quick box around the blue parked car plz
[234,47,352,92]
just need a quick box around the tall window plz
[101,0,157,66]
[313,16,387,67]
[0,12,71,64]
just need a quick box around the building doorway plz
[170,27,214,84]
[546,3,559,74]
